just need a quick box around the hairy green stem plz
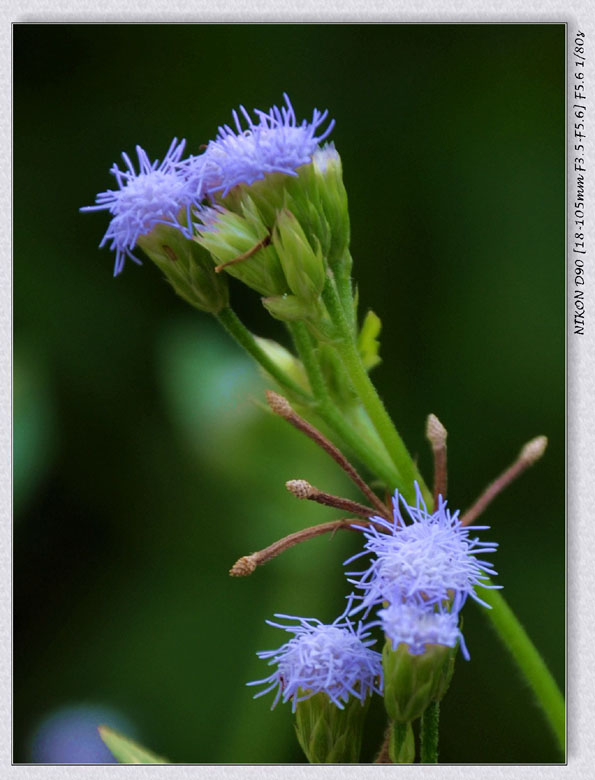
[420,701,439,763]
[334,263,356,334]
[320,276,565,752]
[321,279,430,506]
[481,586,565,754]
[215,307,311,403]
[288,322,400,489]
[287,321,328,401]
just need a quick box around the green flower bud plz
[389,721,415,763]
[294,691,370,764]
[272,209,326,304]
[262,295,336,344]
[197,147,352,330]
[382,640,456,724]
[310,144,350,273]
[221,171,287,226]
[433,644,456,703]
[219,143,350,277]
[196,200,288,298]
[136,223,228,314]
[261,294,315,323]
[252,335,310,392]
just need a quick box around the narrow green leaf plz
[357,309,382,370]
[98,725,168,764]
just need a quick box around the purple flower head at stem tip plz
[345,482,500,615]
[247,597,382,713]
[374,600,470,660]
[187,93,335,199]
[81,139,195,276]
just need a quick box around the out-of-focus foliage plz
[98,725,169,764]
[14,24,564,763]
[13,346,57,516]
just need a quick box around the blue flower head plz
[376,600,470,660]
[247,602,382,713]
[345,483,500,614]
[81,139,195,276]
[192,93,335,198]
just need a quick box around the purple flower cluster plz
[82,95,334,275]
[81,139,195,276]
[345,483,499,659]
[375,601,469,660]
[249,485,498,710]
[188,93,335,198]
[248,600,382,712]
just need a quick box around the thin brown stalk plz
[229,517,368,577]
[426,413,448,505]
[286,479,377,518]
[266,390,390,518]
[214,234,271,273]
[460,435,548,527]
[374,724,393,764]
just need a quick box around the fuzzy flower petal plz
[247,600,382,713]
[345,483,500,613]
[375,600,470,661]
[188,93,335,198]
[81,139,195,276]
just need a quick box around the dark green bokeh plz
[14,24,564,763]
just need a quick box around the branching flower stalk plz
[83,93,564,763]
[265,390,392,517]
[320,274,431,506]
[232,392,562,758]
[229,517,370,578]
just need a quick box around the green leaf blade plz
[98,725,169,764]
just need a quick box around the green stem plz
[334,261,355,334]
[420,701,439,763]
[321,279,430,506]
[215,307,311,403]
[389,721,415,763]
[288,322,400,489]
[287,321,328,401]
[482,586,565,754]
[321,279,565,751]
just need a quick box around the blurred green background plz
[14,24,564,763]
